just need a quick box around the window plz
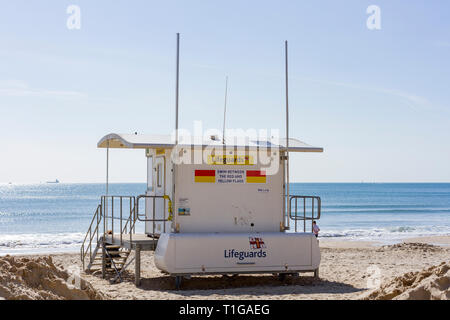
[147,156,153,192]
[157,163,163,188]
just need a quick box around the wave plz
[322,208,450,213]
[0,195,99,200]
[0,233,86,254]
[318,225,450,241]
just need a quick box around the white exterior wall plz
[174,160,283,233]
[154,232,320,275]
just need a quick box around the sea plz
[0,183,449,255]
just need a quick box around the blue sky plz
[0,0,449,183]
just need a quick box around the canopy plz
[97,133,323,153]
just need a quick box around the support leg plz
[175,276,183,290]
[135,245,141,286]
[101,242,106,279]
[314,268,319,279]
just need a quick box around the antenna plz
[172,33,180,233]
[285,40,290,230]
[222,76,228,144]
[175,33,180,145]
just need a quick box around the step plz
[92,260,127,265]
[106,268,123,272]
[90,256,129,262]
[92,249,130,255]
[106,250,130,255]
[94,256,128,261]
[89,266,124,272]
[88,263,128,271]
[89,252,130,258]
[105,245,121,249]
[90,251,130,257]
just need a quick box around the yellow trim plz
[207,155,254,165]
[195,176,216,183]
[163,195,173,221]
[246,176,266,184]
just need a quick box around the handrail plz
[81,194,171,269]
[80,204,102,270]
[136,195,172,221]
[288,195,321,233]
[135,194,172,239]
[101,195,136,246]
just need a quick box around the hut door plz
[145,155,166,235]
[154,156,166,233]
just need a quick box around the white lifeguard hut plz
[81,35,323,289]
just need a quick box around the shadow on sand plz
[99,271,363,297]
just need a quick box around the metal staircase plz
[88,244,131,270]
[81,194,169,284]
[81,196,138,282]
[81,203,103,271]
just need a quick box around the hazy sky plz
[0,0,449,183]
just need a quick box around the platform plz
[104,233,158,251]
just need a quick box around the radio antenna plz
[175,33,180,145]
[285,40,290,230]
[222,76,228,144]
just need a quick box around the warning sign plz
[194,169,267,184]
[216,169,245,184]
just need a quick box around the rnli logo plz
[249,237,266,250]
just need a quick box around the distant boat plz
[46,179,60,184]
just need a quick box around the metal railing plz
[101,195,137,245]
[135,194,172,238]
[80,204,102,270]
[81,194,172,268]
[80,196,136,270]
[101,196,136,240]
[288,195,321,233]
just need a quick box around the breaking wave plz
[0,233,85,255]
[319,225,450,242]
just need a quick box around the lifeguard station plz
[80,35,324,289]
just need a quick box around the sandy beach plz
[1,236,449,300]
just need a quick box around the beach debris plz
[364,261,449,300]
[0,255,105,300]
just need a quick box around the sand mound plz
[0,256,105,300]
[377,242,442,252]
[365,262,449,300]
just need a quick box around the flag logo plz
[246,170,266,183]
[249,237,266,249]
[194,170,216,183]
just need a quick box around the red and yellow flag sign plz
[194,170,216,183]
[246,170,266,183]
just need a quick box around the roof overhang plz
[97,133,323,153]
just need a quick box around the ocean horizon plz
[1,182,449,255]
